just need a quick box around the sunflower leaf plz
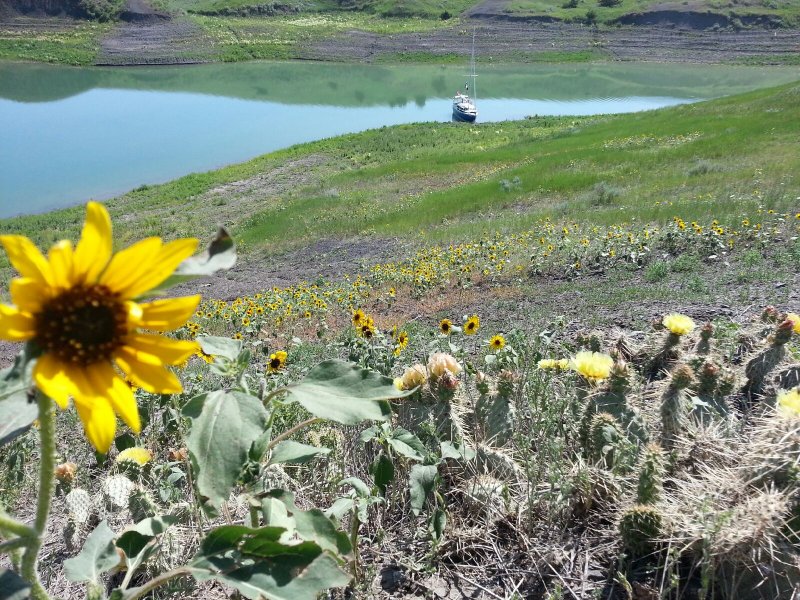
[0,568,30,600]
[409,464,439,516]
[284,360,411,425]
[183,391,268,511]
[0,354,37,447]
[184,525,350,600]
[64,521,119,584]
[268,441,330,465]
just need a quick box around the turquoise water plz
[1,61,797,218]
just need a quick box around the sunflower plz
[267,350,288,373]
[489,334,505,350]
[439,318,453,335]
[352,308,365,327]
[0,202,199,452]
[464,315,480,335]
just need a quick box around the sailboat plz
[452,29,478,122]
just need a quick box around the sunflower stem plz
[20,392,56,600]
[0,511,36,539]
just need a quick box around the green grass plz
[504,0,800,26]
[167,0,477,18]
[1,81,799,282]
[0,22,110,66]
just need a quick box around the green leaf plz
[198,336,243,361]
[260,490,351,556]
[183,391,268,510]
[149,228,236,294]
[116,516,178,560]
[386,428,426,461]
[64,521,119,584]
[409,465,438,516]
[371,451,394,496]
[189,553,349,600]
[440,441,476,461]
[114,432,136,452]
[358,425,380,443]
[285,360,412,425]
[187,524,350,600]
[326,498,354,521]
[0,356,36,447]
[339,477,371,498]
[269,441,330,465]
[0,568,30,600]
[429,508,447,542]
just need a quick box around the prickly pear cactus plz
[128,487,160,523]
[745,320,793,398]
[661,365,694,448]
[462,475,513,521]
[588,412,624,469]
[580,385,648,450]
[636,444,664,505]
[475,392,514,446]
[619,504,663,558]
[102,475,136,510]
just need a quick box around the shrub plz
[590,181,621,206]
[562,0,580,8]
[598,0,621,6]
[440,10,452,20]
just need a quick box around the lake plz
[1,61,797,218]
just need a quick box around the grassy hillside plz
[1,82,799,600]
[3,81,797,264]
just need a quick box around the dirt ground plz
[90,0,800,66]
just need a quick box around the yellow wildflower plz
[777,388,800,419]
[267,350,288,373]
[786,313,800,334]
[116,447,153,466]
[538,358,569,371]
[570,351,614,382]
[0,202,199,452]
[464,315,480,335]
[439,318,453,335]
[662,313,695,336]
[489,334,506,350]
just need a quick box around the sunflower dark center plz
[35,285,128,365]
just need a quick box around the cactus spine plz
[661,364,694,448]
[636,444,664,505]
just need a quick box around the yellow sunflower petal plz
[73,201,113,284]
[139,296,201,331]
[120,238,199,299]
[115,348,183,394]
[98,237,163,297]
[124,334,199,366]
[47,240,74,289]
[0,235,53,286]
[9,278,49,313]
[0,304,35,341]
[33,354,76,409]
[84,362,140,434]
[73,397,116,454]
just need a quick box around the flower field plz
[1,82,799,599]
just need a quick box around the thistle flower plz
[399,364,426,390]
[662,313,695,336]
[570,351,614,382]
[116,447,153,466]
[427,352,462,378]
[0,202,200,452]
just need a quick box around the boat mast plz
[470,28,477,103]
